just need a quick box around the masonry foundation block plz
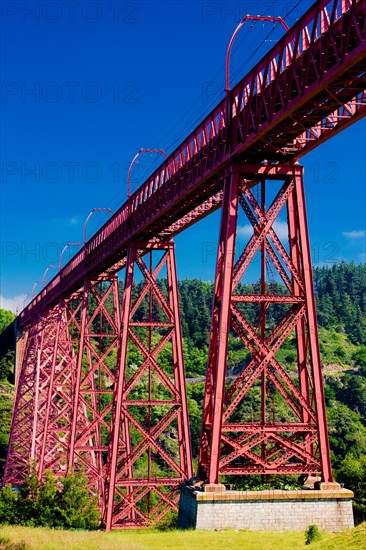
[178,485,354,532]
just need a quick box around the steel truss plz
[198,164,332,483]
[4,315,42,485]
[4,301,75,480]
[4,242,192,529]
[66,276,122,512]
[104,241,192,529]
[4,300,76,483]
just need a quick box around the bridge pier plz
[66,275,122,513]
[198,163,333,483]
[4,314,43,485]
[103,241,193,529]
[4,242,193,529]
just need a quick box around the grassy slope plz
[0,524,365,550]
[313,522,366,549]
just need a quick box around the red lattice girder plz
[67,276,122,510]
[18,0,366,326]
[198,164,332,483]
[5,301,81,485]
[104,241,192,529]
[35,301,77,478]
[4,316,43,485]
[4,303,73,484]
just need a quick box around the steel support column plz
[66,276,122,510]
[37,304,63,477]
[104,240,192,529]
[198,165,241,483]
[3,317,43,485]
[198,163,333,483]
[35,300,79,479]
[292,170,332,481]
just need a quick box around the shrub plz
[0,484,19,525]
[0,468,99,530]
[155,509,178,531]
[52,471,99,530]
[305,524,321,545]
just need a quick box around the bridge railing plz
[19,0,361,323]
[230,0,360,149]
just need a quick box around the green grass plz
[0,523,365,550]
[312,522,366,549]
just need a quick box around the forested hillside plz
[178,261,366,353]
[314,263,365,344]
[0,262,365,520]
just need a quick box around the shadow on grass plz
[0,536,29,550]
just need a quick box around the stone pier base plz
[178,485,354,532]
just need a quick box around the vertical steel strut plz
[198,163,332,484]
[104,241,192,529]
[4,315,43,485]
[66,276,122,509]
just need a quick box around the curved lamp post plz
[225,15,289,93]
[127,148,168,200]
[31,280,46,299]
[23,292,31,308]
[84,207,114,244]
[16,296,27,313]
[59,242,81,269]
[42,265,60,287]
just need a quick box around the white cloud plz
[237,225,253,238]
[273,220,289,241]
[342,230,365,240]
[47,216,79,227]
[237,220,289,241]
[0,294,26,314]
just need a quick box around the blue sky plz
[1,0,365,312]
